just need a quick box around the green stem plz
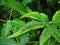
[9,8,13,20]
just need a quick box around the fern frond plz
[21,12,48,22]
[1,20,12,38]
[8,20,44,38]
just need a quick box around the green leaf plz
[11,19,29,45]
[23,0,32,5]
[20,33,29,45]
[1,20,12,38]
[53,28,60,42]
[0,37,17,45]
[39,27,53,45]
[44,39,56,45]
[8,20,44,38]
[11,19,26,32]
[52,10,60,24]
[21,12,48,22]
[1,0,27,14]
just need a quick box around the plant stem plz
[9,8,13,20]
[0,19,6,22]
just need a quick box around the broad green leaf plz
[52,10,60,24]
[1,20,12,38]
[40,27,53,45]
[0,37,17,45]
[53,28,60,42]
[21,12,48,22]
[8,21,44,38]
[1,0,27,14]
[23,0,32,5]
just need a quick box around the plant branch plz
[0,19,6,22]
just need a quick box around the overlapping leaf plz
[11,19,30,45]
[8,20,44,38]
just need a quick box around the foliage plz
[0,0,60,45]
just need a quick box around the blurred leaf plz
[33,43,38,45]
[40,27,53,45]
[23,0,32,5]
[0,37,17,45]
[52,10,60,24]
[1,20,12,38]
[11,19,29,45]
[21,12,48,22]
[20,33,29,45]
[58,0,60,3]
[53,28,60,42]
[47,0,57,6]
[8,20,44,38]
[1,0,28,14]
[44,39,56,45]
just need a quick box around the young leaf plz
[8,21,44,38]
[1,0,27,14]
[39,27,53,45]
[0,37,17,45]
[1,20,12,38]
[52,10,60,24]
[53,28,60,42]
[20,12,48,22]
